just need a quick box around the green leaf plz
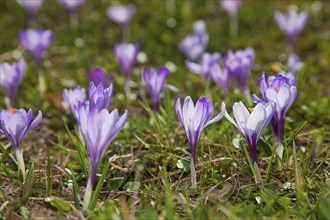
[277,197,291,208]
[45,196,72,212]
[176,158,190,172]
[108,177,124,190]
[123,181,141,193]
[314,196,330,220]
[20,207,30,219]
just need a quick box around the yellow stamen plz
[248,107,254,113]
[275,88,280,93]
[8,108,16,114]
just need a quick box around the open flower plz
[17,0,43,16]
[175,96,225,187]
[57,0,86,11]
[179,20,209,61]
[143,66,170,113]
[274,9,308,50]
[19,29,55,71]
[62,86,86,114]
[88,81,113,112]
[224,47,255,93]
[252,73,297,159]
[75,104,128,209]
[0,108,42,180]
[114,43,139,91]
[220,0,241,18]
[106,5,136,27]
[185,52,221,80]
[89,68,108,87]
[224,101,275,163]
[0,59,26,108]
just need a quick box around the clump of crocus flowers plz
[0,58,26,108]
[175,96,225,188]
[63,81,127,210]
[180,20,209,61]
[253,73,297,160]
[19,29,55,96]
[0,108,42,181]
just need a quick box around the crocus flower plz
[114,43,139,91]
[62,86,86,114]
[20,29,54,95]
[220,0,241,18]
[209,62,230,95]
[185,52,221,80]
[19,29,55,71]
[75,104,128,209]
[0,59,26,108]
[17,0,43,16]
[274,10,308,50]
[88,81,113,112]
[224,47,255,93]
[57,0,86,11]
[143,66,170,113]
[106,5,136,27]
[175,96,225,188]
[220,0,241,36]
[0,108,42,181]
[252,73,297,159]
[224,101,275,163]
[89,68,108,87]
[288,53,303,75]
[179,20,209,61]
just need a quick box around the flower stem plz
[82,176,93,210]
[38,68,46,97]
[230,15,238,37]
[15,149,25,182]
[190,157,197,189]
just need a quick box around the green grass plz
[1,0,330,219]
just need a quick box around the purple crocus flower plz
[17,0,43,16]
[179,20,209,61]
[288,53,303,75]
[106,5,136,27]
[209,62,230,95]
[19,29,55,71]
[220,0,241,18]
[185,52,221,80]
[224,101,275,163]
[175,96,225,188]
[114,43,139,91]
[0,108,42,180]
[75,104,128,209]
[62,86,86,114]
[252,73,297,159]
[89,68,108,87]
[88,81,113,112]
[224,47,255,93]
[57,0,86,11]
[274,10,308,50]
[0,59,26,108]
[143,66,170,113]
